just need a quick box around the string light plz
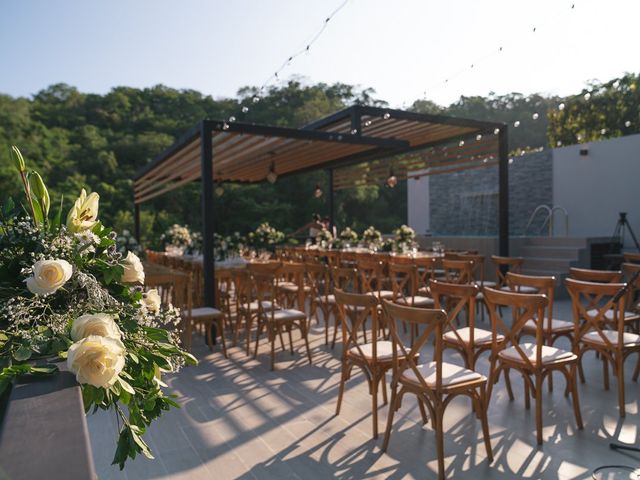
[313,184,323,198]
[476,134,482,141]
[558,103,565,111]
[532,113,539,120]
[215,184,224,197]
[584,92,591,101]
[266,162,278,184]
[386,167,398,188]
[383,112,391,120]
[494,128,500,135]
[513,121,520,128]
[625,120,632,128]
[241,106,249,113]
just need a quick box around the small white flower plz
[25,259,73,295]
[140,289,161,314]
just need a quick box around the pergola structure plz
[133,106,508,307]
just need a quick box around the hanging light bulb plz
[266,162,278,184]
[494,128,500,135]
[386,168,398,188]
[313,184,323,198]
[241,106,249,113]
[215,184,224,197]
[383,112,391,120]
[558,103,565,111]
[532,113,539,120]
[476,134,482,141]
[513,120,520,128]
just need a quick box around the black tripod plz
[611,212,640,252]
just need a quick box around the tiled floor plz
[89,300,640,479]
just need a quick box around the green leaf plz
[14,345,32,361]
[30,196,44,225]
[118,378,135,395]
[3,197,15,217]
[52,195,64,229]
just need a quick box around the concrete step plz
[524,237,588,248]
[523,257,574,271]
[520,245,580,260]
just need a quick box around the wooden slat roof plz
[133,106,504,204]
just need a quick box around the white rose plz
[66,188,100,233]
[121,251,145,284]
[140,289,161,314]
[25,259,73,295]
[67,335,125,388]
[71,313,121,342]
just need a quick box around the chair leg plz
[480,386,494,462]
[417,398,429,425]
[218,319,228,358]
[288,325,294,355]
[578,355,586,384]
[524,376,531,410]
[302,321,312,364]
[253,320,264,358]
[270,324,277,371]
[603,356,610,391]
[569,364,584,430]
[535,374,543,445]
[371,374,379,439]
[617,357,626,417]
[205,323,214,350]
[633,353,640,381]
[381,373,388,405]
[486,357,498,405]
[504,368,515,401]
[382,383,399,452]
[245,313,253,356]
[548,368,554,393]
[435,405,445,480]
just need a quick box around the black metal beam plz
[498,126,509,256]
[200,121,215,307]
[350,105,362,135]
[302,106,353,131]
[328,169,335,231]
[134,203,141,245]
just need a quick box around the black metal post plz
[498,126,509,257]
[134,203,141,245]
[200,121,216,307]
[328,168,335,232]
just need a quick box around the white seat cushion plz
[443,326,503,345]
[499,342,576,366]
[402,361,484,388]
[349,341,394,360]
[523,318,573,332]
[270,308,307,322]
[278,284,311,293]
[586,309,640,321]
[395,296,434,307]
[474,280,497,288]
[500,285,538,294]
[190,307,223,319]
[583,330,640,347]
[318,294,336,304]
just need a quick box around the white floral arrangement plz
[361,226,383,246]
[0,147,196,469]
[213,232,245,260]
[338,227,358,244]
[393,224,417,252]
[160,224,192,250]
[247,222,285,250]
[314,228,333,248]
[116,229,141,256]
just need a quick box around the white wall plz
[553,134,640,247]
[407,173,430,234]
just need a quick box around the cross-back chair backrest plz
[382,300,448,393]
[483,287,548,371]
[430,280,478,344]
[569,267,622,283]
[280,261,307,308]
[387,262,418,305]
[622,262,640,310]
[305,262,331,300]
[358,258,386,295]
[323,250,341,268]
[340,251,357,267]
[457,253,485,284]
[331,266,359,294]
[441,259,475,284]
[623,252,640,265]
[565,278,627,350]
[413,256,436,291]
[335,289,381,360]
[248,262,282,318]
[506,272,555,331]
[491,255,524,288]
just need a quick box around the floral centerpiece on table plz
[160,224,192,255]
[338,227,358,248]
[314,228,333,248]
[247,222,285,251]
[361,226,383,249]
[116,229,142,256]
[0,147,196,469]
[213,232,245,260]
[392,224,416,253]
[186,231,202,255]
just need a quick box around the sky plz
[0,0,638,107]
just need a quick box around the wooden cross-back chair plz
[623,262,640,316]
[565,278,640,416]
[334,289,392,439]
[414,256,437,296]
[381,300,493,480]
[387,262,434,308]
[358,257,394,301]
[569,267,622,283]
[277,261,310,311]
[457,253,494,322]
[431,280,499,370]
[250,262,312,370]
[441,259,475,285]
[623,252,640,264]
[483,287,583,444]
[491,256,536,293]
[305,262,333,342]
[328,266,359,347]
